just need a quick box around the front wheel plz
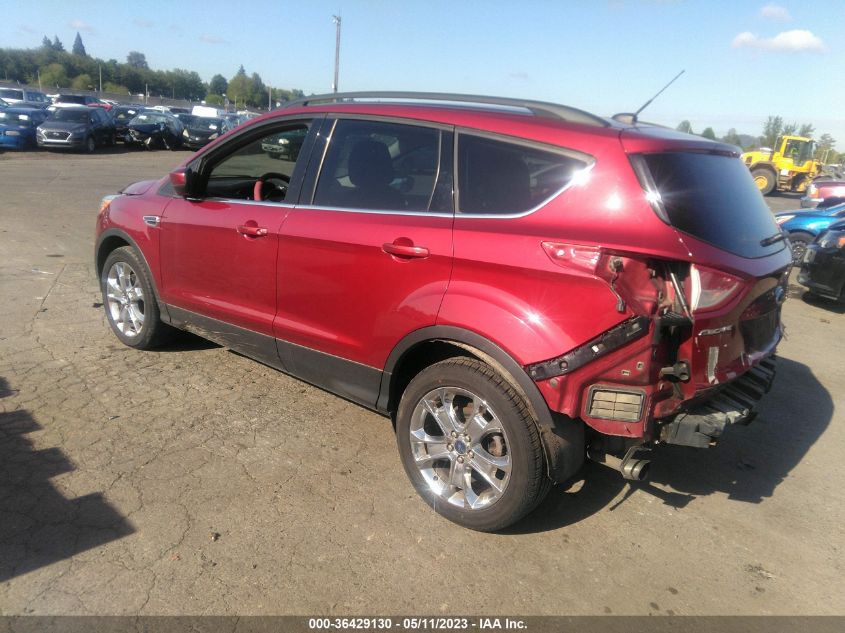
[396,357,550,531]
[788,232,814,265]
[751,168,776,195]
[84,135,96,153]
[101,246,173,349]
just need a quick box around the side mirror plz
[169,168,196,198]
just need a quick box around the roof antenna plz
[613,69,685,125]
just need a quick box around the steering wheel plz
[253,172,290,202]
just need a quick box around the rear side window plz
[636,152,784,258]
[0,89,23,100]
[457,134,588,215]
[314,119,451,213]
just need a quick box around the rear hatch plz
[621,129,792,391]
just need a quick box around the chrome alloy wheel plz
[409,387,511,510]
[106,261,145,337]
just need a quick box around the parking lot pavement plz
[0,151,843,616]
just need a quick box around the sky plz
[4,0,845,146]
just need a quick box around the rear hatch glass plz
[633,152,785,259]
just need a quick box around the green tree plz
[761,115,783,148]
[799,123,815,137]
[126,51,148,69]
[676,120,694,134]
[71,73,93,90]
[39,63,68,88]
[72,32,87,57]
[103,81,129,94]
[204,93,224,106]
[226,66,251,108]
[52,35,64,52]
[722,128,742,147]
[208,73,227,95]
[700,127,717,140]
[41,36,52,49]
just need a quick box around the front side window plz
[457,134,588,215]
[313,119,449,212]
[204,121,312,203]
[0,89,23,100]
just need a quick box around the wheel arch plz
[380,326,584,483]
[95,229,169,321]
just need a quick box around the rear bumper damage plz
[657,356,777,448]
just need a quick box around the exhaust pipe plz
[587,445,651,481]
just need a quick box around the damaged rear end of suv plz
[526,124,790,487]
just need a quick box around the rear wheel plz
[396,357,550,531]
[84,135,96,153]
[751,168,776,195]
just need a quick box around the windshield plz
[0,89,23,99]
[191,117,224,131]
[0,112,32,125]
[130,113,168,125]
[636,152,784,259]
[51,109,89,123]
[114,108,141,121]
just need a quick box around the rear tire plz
[752,168,776,195]
[84,135,96,154]
[396,357,550,531]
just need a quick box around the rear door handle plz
[382,241,430,259]
[237,224,268,237]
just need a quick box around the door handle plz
[237,224,268,237]
[382,241,429,259]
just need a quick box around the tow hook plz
[659,360,690,382]
[587,444,652,481]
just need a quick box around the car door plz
[158,116,319,365]
[274,117,454,406]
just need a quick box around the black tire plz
[787,231,814,265]
[84,135,96,154]
[109,132,116,146]
[751,167,776,195]
[100,246,174,349]
[396,357,550,531]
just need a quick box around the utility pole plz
[332,15,341,93]
[37,69,42,92]
[99,64,102,92]
[268,85,272,111]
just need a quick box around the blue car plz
[775,202,845,263]
[0,107,48,150]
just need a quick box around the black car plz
[798,219,845,301]
[260,126,308,161]
[181,116,231,150]
[111,106,149,141]
[125,111,184,150]
[36,106,116,152]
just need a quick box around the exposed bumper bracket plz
[658,356,777,448]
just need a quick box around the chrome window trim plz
[204,198,297,210]
[295,203,452,218]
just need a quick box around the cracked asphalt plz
[0,149,843,616]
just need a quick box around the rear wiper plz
[760,231,788,247]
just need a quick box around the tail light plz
[689,264,744,312]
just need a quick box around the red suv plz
[95,92,790,531]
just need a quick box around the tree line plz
[676,117,842,164]
[0,34,304,109]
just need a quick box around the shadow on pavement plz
[507,355,831,534]
[0,376,134,582]
[800,290,845,315]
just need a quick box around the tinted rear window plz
[638,152,784,258]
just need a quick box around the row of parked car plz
[0,87,255,153]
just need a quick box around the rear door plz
[274,117,454,405]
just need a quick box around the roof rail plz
[283,91,610,128]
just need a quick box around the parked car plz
[801,179,845,208]
[111,106,150,141]
[774,202,845,263]
[181,116,231,150]
[51,94,112,111]
[260,126,307,161]
[94,92,789,531]
[173,113,197,129]
[37,106,115,152]
[0,87,50,109]
[125,111,183,150]
[798,219,845,300]
[0,107,48,150]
